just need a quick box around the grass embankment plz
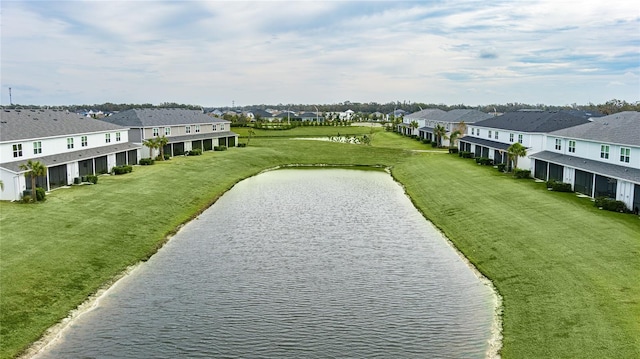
[1,130,639,358]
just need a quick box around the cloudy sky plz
[1,0,638,107]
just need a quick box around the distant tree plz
[19,160,47,202]
[247,127,256,146]
[507,142,527,171]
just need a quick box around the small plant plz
[86,175,98,184]
[421,139,431,144]
[551,182,572,192]
[237,143,247,148]
[513,169,531,179]
[497,164,506,172]
[214,145,227,151]
[431,142,438,148]
[459,151,473,158]
[475,157,493,166]
[186,149,202,156]
[448,148,459,154]
[112,165,133,175]
[35,187,46,201]
[139,158,155,165]
[21,194,32,203]
[594,197,628,212]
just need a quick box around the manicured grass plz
[1,132,639,358]
[232,124,378,138]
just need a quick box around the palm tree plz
[507,142,527,171]
[157,135,169,160]
[409,120,419,136]
[19,160,47,202]
[142,137,159,160]
[446,130,462,148]
[434,124,447,147]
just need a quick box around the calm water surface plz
[36,169,495,358]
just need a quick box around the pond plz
[34,169,497,358]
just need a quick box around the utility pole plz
[9,87,12,105]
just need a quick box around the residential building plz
[0,109,138,201]
[459,110,593,168]
[530,111,640,211]
[102,108,237,158]
[398,109,445,136]
[417,109,493,146]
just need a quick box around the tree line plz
[2,99,638,115]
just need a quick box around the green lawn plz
[1,130,638,358]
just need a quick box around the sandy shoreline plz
[19,167,503,359]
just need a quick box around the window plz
[164,127,171,136]
[220,124,225,131]
[81,136,88,147]
[509,133,514,142]
[518,134,523,144]
[620,147,630,163]
[495,131,499,140]
[185,126,191,134]
[105,133,111,143]
[568,140,575,153]
[488,130,492,138]
[212,124,217,131]
[116,132,121,142]
[195,125,200,133]
[600,145,609,159]
[67,138,74,149]
[555,138,562,151]
[477,129,481,136]
[472,128,475,135]
[152,128,159,137]
[13,144,23,158]
[33,141,42,155]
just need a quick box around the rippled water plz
[35,169,495,358]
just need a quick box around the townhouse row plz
[0,108,238,201]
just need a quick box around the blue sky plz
[1,0,638,107]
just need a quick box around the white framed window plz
[212,124,217,131]
[195,125,200,133]
[33,141,42,155]
[185,126,191,134]
[67,138,74,149]
[81,136,88,147]
[164,127,171,136]
[116,132,121,142]
[472,128,475,135]
[152,128,159,137]
[518,134,523,144]
[568,140,575,153]
[600,145,609,159]
[495,131,499,140]
[105,133,111,143]
[220,124,225,131]
[13,144,23,158]
[488,130,492,138]
[509,133,514,142]
[477,129,481,136]
[555,138,561,151]
[620,147,630,163]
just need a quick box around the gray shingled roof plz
[101,108,229,127]
[0,109,128,142]
[530,150,640,184]
[472,111,590,133]
[548,111,640,147]
[0,142,140,173]
[459,136,511,150]
[404,109,446,120]
[436,109,493,123]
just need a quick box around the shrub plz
[35,187,46,201]
[21,194,32,203]
[475,157,493,166]
[594,197,628,212]
[214,145,227,151]
[448,148,459,154]
[237,143,247,148]
[112,165,133,175]
[421,139,431,144]
[459,151,473,158]
[86,175,98,184]
[186,149,202,156]
[497,164,506,172]
[74,177,81,185]
[513,169,531,179]
[139,158,155,165]
[431,142,438,148]
[550,181,572,192]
